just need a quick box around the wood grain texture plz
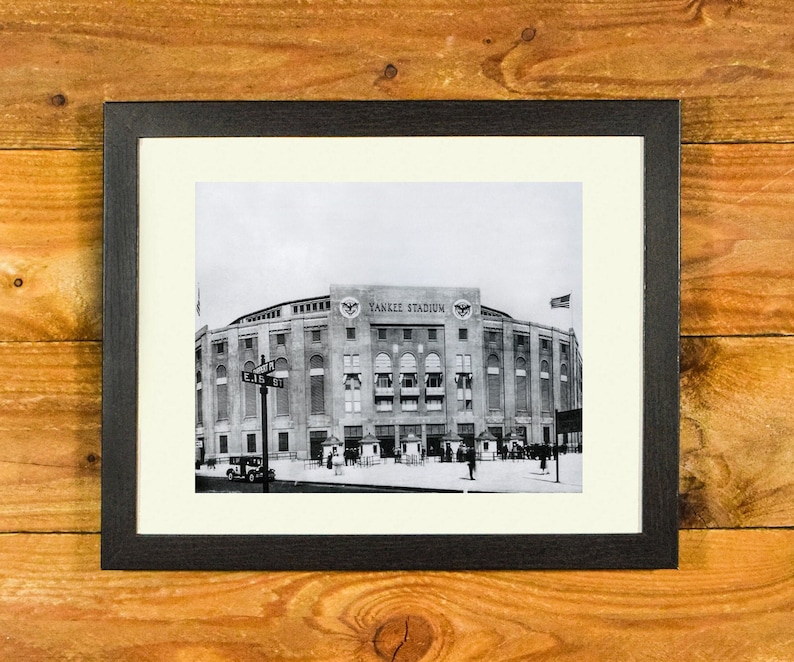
[2,145,793,341]
[0,342,100,532]
[1,338,792,533]
[0,150,102,341]
[0,0,792,147]
[680,337,794,528]
[0,530,791,661]
[682,143,794,336]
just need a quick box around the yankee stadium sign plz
[363,298,474,319]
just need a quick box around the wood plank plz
[680,337,794,528]
[1,144,793,340]
[682,143,794,336]
[1,338,792,532]
[0,530,791,660]
[0,342,100,533]
[0,0,792,147]
[0,150,102,341]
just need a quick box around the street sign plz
[252,359,276,375]
[241,371,284,388]
[555,408,583,434]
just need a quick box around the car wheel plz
[227,471,234,481]
[247,472,256,483]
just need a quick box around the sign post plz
[241,355,284,493]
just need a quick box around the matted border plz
[102,100,680,570]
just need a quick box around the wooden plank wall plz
[1,0,792,658]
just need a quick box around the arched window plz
[424,352,442,382]
[216,364,228,420]
[424,352,443,410]
[487,355,501,410]
[399,353,417,388]
[243,360,256,418]
[274,358,289,416]
[540,359,551,412]
[309,355,325,414]
[515,357,528,412]
[375,352,392,375]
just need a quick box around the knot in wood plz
[51,94,67,107]
[521,27,537,42]
[384,64,398,79]
[373,615,433,662]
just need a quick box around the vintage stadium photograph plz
[194,181,583,494]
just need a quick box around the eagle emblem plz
[339,297,361,319]
[453,299,473,320]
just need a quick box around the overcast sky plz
[196,182,582,346]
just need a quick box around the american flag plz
[550,293,570,309]
[196,285,201,316]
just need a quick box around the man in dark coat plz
[466,446,476,480]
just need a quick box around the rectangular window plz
[459,328,468,341]
[541,338,551,351]
[455,354,472,372]
[427,374,442,388]
[344,426,363,438]
[426,399,443,411]
[343,354,360,372]
[344,376,361,413]
[196,389,203,425]
[312,329,321,343]
[278,432,289,452]
[276,333,286,346]
[517,335,526,347]
[244,337,253,349]
[310,374,324,414]
[487,331,497,344]
[378,328,387,341]
[346,327,356,340]
[216,384,228,419]
[214,342,225,355]
[247,433,256,453]
[561,342,569,358]
[195,348,202,361]
[375,398,393,412]
[428,329,437,341]
[219,435,228,454]
[403,328,412,341]
[401,398,418,412]
[488,373,501,410]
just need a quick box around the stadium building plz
[195,285,582,463]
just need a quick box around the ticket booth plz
[475,429,497,460]
[400,432,423,461]
[359,432,381,464]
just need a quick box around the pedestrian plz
[326,450,333,470]
[332,448,344,475]
[540,444,549,475]
[466,446,476,480]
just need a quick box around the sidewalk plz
[197,455,583,493]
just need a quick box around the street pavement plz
[197,454,583,493]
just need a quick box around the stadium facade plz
[195,285,582,462]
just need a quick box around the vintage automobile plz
[225,456,276,483]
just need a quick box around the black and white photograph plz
[194,181,584,494]
[103,100,679,568]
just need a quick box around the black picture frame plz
[102,100,680,570]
